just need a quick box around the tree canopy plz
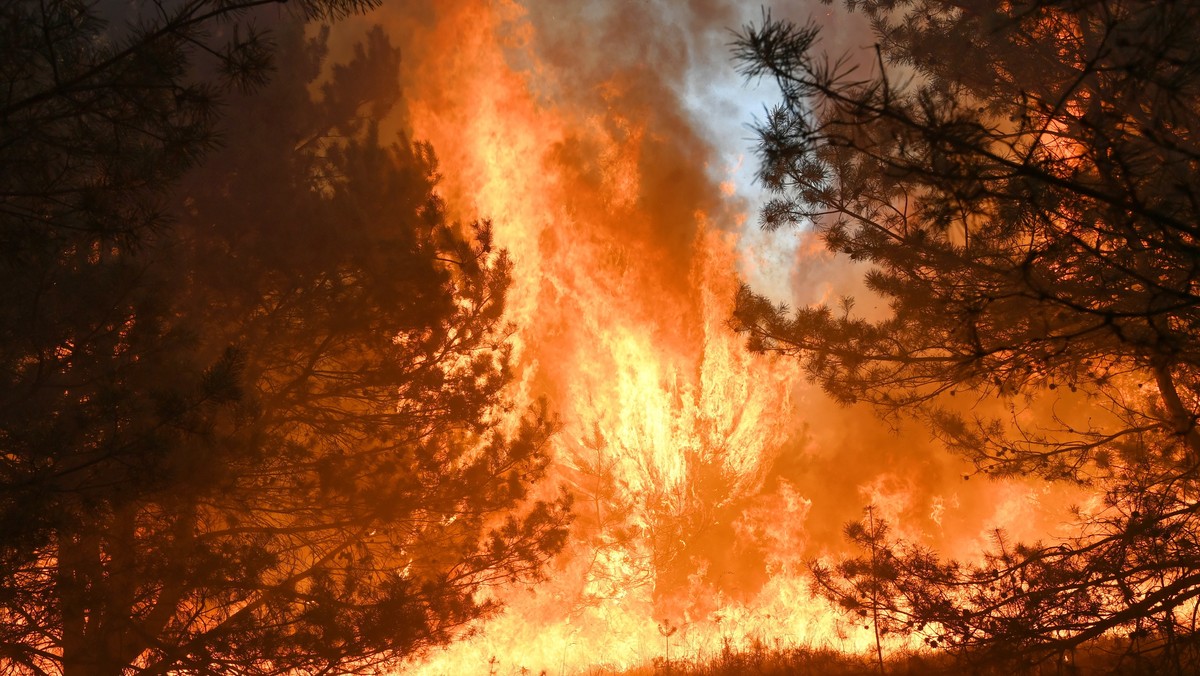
[0,5,568,674]
[735,0,1200,669]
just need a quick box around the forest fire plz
[6,0,1196,673]
[331,2,850,672]
[322,1,1074,673]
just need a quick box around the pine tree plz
[735,0,1200,669]
[0,14,570,675]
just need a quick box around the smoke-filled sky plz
[311,2,1083,672]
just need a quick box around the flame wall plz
[321,2,1082,673]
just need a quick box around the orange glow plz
[318,2,1084,673]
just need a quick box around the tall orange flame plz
[322,2,1083,672]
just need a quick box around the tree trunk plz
[57,504,148,676]
[1153,365,1200,462]
[58,524,99,676]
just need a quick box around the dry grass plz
[599,636,1200,676]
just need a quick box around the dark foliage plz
[0,5,569,675]
[735,0,1200,671]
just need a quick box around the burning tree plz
[0,5,568,674]
[735,0,1200,670]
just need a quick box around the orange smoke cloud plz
[317,2,1084,673]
